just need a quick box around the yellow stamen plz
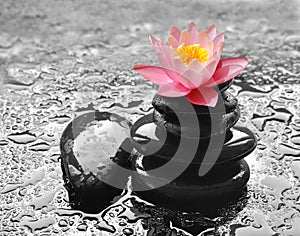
[175,44,209,65]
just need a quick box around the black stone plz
[60,111,132,213]
[132,158,250,212]
[152,91,238,116]
[131,114,256,164]
[152,105,240,139]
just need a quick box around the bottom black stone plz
[132,159,250,212]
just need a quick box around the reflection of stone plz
[131,79,257,212]
[60,111,132,213]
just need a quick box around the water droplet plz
[7,131,37,144]
[251,107,292,131]
[21,216,55,232]
[29,142,51,151]
[0,167,45,194]
[0,139,9,146]
[48,115,71,124]
[278,143,300,159]
[261,176,292,208]
[234,213,274,236]
[29,186,63,210]
[291,161,300,179]
[77,223,88,231]
[58,219,68,227]
[291,135,300,145]
[122,227,134,235]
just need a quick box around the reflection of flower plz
[134,22,248,107]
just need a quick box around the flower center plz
[175,44,209,65]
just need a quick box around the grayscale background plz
[0,0,299,235]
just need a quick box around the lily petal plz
[211,65,243,86]
[180,70,210,89]
[168,34,179,49]
[170,25,181,41]
[195,30,208,48]
[205,42,224,75]
[183,60,211,87]
[186,87,218,107]
[213,32,224,53]
[149,35,173,68]
[149,34,159,47]
[158,83,191,97]
[203,58,248,87]
[215,41,224,57]
[204,59,218,77]
[207,24,216,41]
[188,21,199,40]
[172,57,187,75]
[206,41,214,58]
[159,42,174,67]
[216,57,248,69]
[134,64,174,84]
[179,30,193,46]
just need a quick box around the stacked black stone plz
[131,80,257,212]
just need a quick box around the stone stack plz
[131,80,257,212]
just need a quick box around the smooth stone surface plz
[131,114,257,164]
[134,127,256,172]
[152,91,238,116]
[60,111,132,213]
[132,159,250,212]
[153,105,240,139]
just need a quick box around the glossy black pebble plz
[152,105,240,139]
[131,114,256,163]
[132,158,250,212]
[152,91,238,116]
[60,111,132,213]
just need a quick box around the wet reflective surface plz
[0,0,300,235]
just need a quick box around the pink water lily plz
[134,22,248,107]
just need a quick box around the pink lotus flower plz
[134,22,248,107]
